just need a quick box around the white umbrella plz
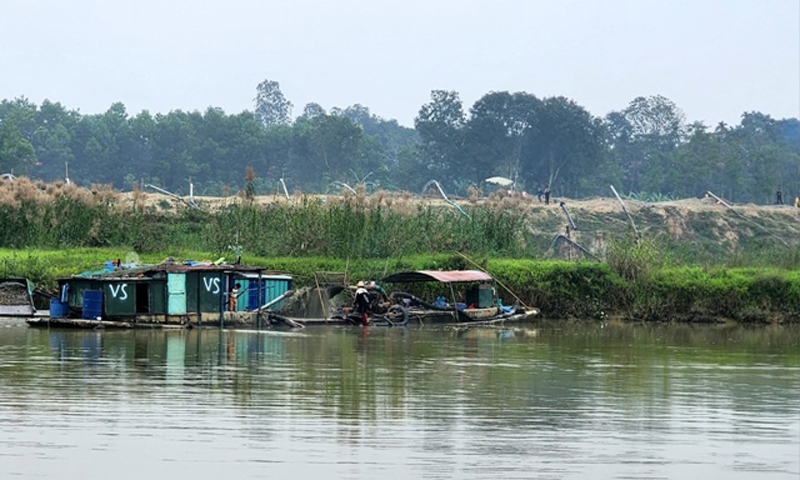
[485,176,514,187]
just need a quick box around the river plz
[0,319,798,479]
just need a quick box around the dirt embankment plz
[141,189,800,253]
[544,195,800,255]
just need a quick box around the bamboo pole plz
[314,272,327,324]
[707,191,790,248]
[559,201,577,229]
[145,184,203,211]
[547,234,601,261]
[448,282,458,322]
[610,185,639,236]
[423,180,471,219]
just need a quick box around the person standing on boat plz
[354,281,371,327]
[228,283,242,311]
[369,280,389,302]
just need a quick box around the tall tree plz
[414,90,466,187]
[299,102,326,120]
[30,100,77,182]
[149,110,198,192]
[662,122,723,197]
[122,110,157,188]
[289,114,364,189]
[255,79,293,127]
[520,96,603,197]
[332,103,418,188]
[607,95,686,194]
[732,112,790,203]
[0,97,38,140]
[0,120,35,174]
[465,91,540,186]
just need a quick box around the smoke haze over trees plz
[0,79,798,204]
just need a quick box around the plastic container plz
[82,290,103,320]
[49,298,68,318]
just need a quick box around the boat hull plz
[25,311,303,330]
[326,306,539,327]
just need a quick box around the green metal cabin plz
[54,262,292,327]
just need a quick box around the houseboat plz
[27,260,293,329]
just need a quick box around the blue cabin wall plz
[245,276,292,311]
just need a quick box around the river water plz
[0,319,798,480]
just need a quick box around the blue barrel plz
[49,298,68,318]
[82,290,103,320]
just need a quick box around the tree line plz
[1,79,798,203]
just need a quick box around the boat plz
[24,264,538,329]
[326,270,539,327]
[26,260,295,329]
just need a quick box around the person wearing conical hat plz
[354,281,370,327]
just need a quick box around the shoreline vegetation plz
[2,178,800,324]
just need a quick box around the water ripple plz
[0,323,797,479]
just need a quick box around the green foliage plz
[1,91,798,202]
[605,234,663,281]
[201,197,532,260]
[0,119,35,173]
[255,79,293,127]
[0,248,167,291]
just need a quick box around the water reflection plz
[0,321,798,479]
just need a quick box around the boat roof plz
[383,270,493,283]
[60,263,287,281]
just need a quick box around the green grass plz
[0,247,214,291]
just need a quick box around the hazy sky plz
[2,0,798,127]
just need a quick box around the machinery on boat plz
[330,270,539,327]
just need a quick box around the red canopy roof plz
[382,270,493,283]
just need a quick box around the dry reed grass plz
[0,177,99,206]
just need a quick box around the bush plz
[606,234,662,281]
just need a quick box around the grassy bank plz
[5,177,800,267]
[0,179,531,257]
[2,249,799,324]
[2,180,800,323]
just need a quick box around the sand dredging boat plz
[279,270,539,327]
[24,262,538,329]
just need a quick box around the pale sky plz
[2,0,798,127]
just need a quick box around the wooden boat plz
[329,270,539,327]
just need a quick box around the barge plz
[27,260,293,329]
